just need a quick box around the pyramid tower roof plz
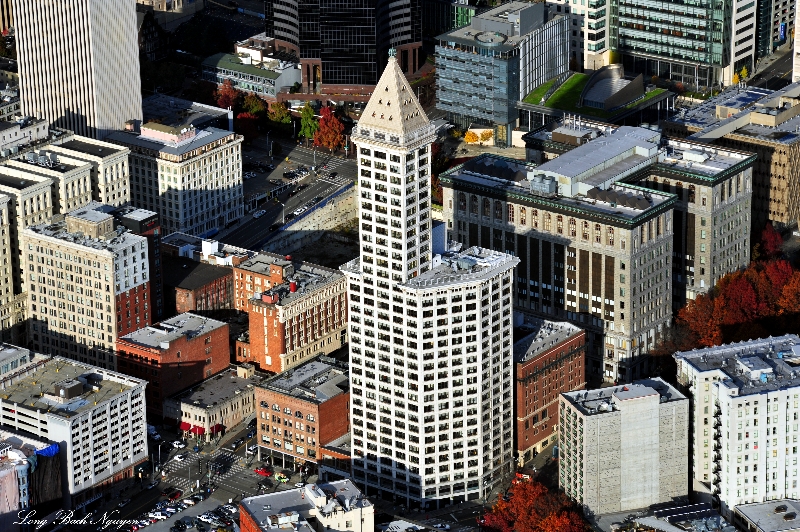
[357,55,431,138]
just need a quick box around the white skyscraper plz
[342,54,519,508]
[14,0,142,139]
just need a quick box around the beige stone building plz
[0,194,23,343]
[163,364,265,442]
[49,138,132,207]
[443,127,676,383]
[663,82,800,230]
[7,151,93,214]
[107,124,243,236]
[15,0,142,140]
[22,206,151,369]
[559,378,688,516]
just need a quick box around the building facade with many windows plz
[22,206,151,369]
[674,335,800,519]
[108,123,243,236]
[343,55,519,507]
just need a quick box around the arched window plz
[483,198,491,217]
[569,218,576,237]
[520,207,527,226]
[494,201,503,220]
[470,195,478,215]
[507,204,515,223]
[532,209,539,229]
[458,193,467,211]
[556,215,563,234]
[607,227,614,246]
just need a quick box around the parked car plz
[247,429,256,438]
[197,515,217,524]
[172,440,186,449]
[253,210,266,219]
[246,444,258,454]
[146,480,160,489]
[182,498,196,506]
[294,482,305,488]
[222,504,238,515]
[169,490,184,501]
[118,499,132,508]
[148,513,168,521]
[161,486,176,496]
[173,453,188,462]
[432,525,451,530]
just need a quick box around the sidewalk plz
[753,41,793,77]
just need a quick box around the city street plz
[218,137,355,250]
[749,45,794,90]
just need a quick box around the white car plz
[197,515,216,524]
[246,445,258,454]
[253,210,266,219]
[222,504,238,515]
[172,440,186,449]
[182,498,196,506]
[148,513,168,521]
[173,454,187,462]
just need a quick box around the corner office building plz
[343,55,518,507]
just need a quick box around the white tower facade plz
[343,55,519,508]
[14,0,143,139]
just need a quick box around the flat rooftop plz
[142,94,229,130]
[171,366,266,408]
[120,313,227,350]
[106,204,158,222]
[0,356,145,418]
[240,479,370,532]
[674,335,800,397]
[659,139,754,179]
[202,53,285,80]
[25,218,146,254]
[16,152,82,174]
[162,255,232,291]
[735,499,800,532]
[562,377,686,416]
[0,168,50,190]
[0,344,36,371]
[244,255,344,307]
[513,318,583,363]
[441,153,675,223]
[162,232,256,260]
[437,2,548,51]
[397,245,518,290]
[59,138,127,158]
[106,127,235,157]
[68,206,112,224]
[669,86,774,130]
[321,433,351,456]
[260,356,348,404]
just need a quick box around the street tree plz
[313,106,344,152]
[299,102,318,146]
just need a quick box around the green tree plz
[299,102,318,146]
[243,93,268,117]
[268,102,292,124]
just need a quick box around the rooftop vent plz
[776,505,789,513]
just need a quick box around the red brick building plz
[514,319,586,465]
[255,356,349,472]
[117,312,230,418]
[163,255,234,316]
[233,254,347,373]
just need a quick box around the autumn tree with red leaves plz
[215,80,243,111]
[481,480,588,532]
[313,106,344,153]
[234,112,259,142]
[759,222,783,258]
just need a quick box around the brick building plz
[163,255,234,316]
[161,232,255,266]
[513,319,586,465]
[117,313,230,418]
[233,254,347,373]
[255,355,349,472]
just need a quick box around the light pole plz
[276,201,286,223]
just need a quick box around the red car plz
[254,467,273,477]
[169,489,183,500]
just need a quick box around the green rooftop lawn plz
[526,73,668,118]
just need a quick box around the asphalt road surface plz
[749,47,794,90]
[219,138,355,250]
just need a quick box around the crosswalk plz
[162,450,255,491]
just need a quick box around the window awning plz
[179,422,191,431]
[191,426,206,435]
[210,424,224,434]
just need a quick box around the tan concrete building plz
[14,0,142,140]
[22,206,151,369]
[0,194,24,343]
[7,150,93,214]
[559,378,688,516]
[163,364,266,442]
[443,127,676,383]
[663,83,800,230]
[49,137,132,207]
[108,124,243,236]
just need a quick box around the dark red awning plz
[210,424,223,434]
[179,422,191,431]
[191,426,206,435]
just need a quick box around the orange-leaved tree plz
[678,293,721,347]
[313,106,344,153]
[464,131,479,143]
[215,80,242,111]
[482,480,585,532]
